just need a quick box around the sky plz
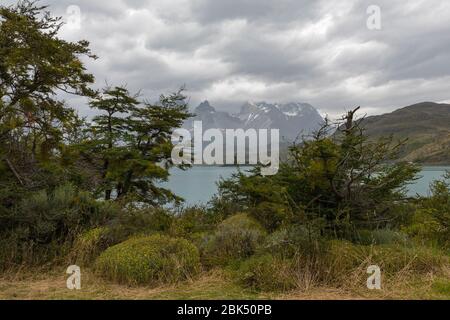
[6,0,450,118]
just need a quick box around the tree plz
[0,1,96,193]
[82,86,192,205]
[88,86,140,200]
[218,108,420,236]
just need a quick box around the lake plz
[162,166,450,206]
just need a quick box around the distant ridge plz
[361,102,450,164]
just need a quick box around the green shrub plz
[356,229,409,246]
[207,195,243,220]
[373,245,447,275]
[236,254,297,292]
[262,224,327,258]
[324,240,448,285]
[202,213,266,267]
[0,234,71,271]
[9,184,118,242]
[104,208,174,245]
[432,278,450,296]
[95,234,200,286]
[169,206,220,237]
[404,178,450,248]
[0,184,120,270]
[250,202,289,231]
[69,227,109,266]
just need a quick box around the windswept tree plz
[218,108,420,236]
[0,1,96,207]
[82,86,192,205]
[88,86,140,200]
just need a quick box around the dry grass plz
[0,268,264,300]
[0,268,448,300]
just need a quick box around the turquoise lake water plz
[163,166,450,206]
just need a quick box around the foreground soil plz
[0,269,449,300]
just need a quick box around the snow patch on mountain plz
[184,100,324,141]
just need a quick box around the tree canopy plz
[0,2,192,208]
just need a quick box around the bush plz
[236,254,297,292]
[403,209,444,246]
[202,213,266,267]
[13,184,117,241]
[250,202,289,231]
[104,208,174,245]
[0,234,71,271]
[262,224,327,259]
[0,184,120,270]
[404,177,450,248]
[69,227,109,266]
[169,206,220,238]
[234,238,449,292]
[324,240,448,285]
[95,234,200,286]
[207,195,243,221]
[356,229,409,246]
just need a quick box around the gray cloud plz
[8,0,450,118]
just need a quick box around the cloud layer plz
[6,0,450,117]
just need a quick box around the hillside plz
[361,102,450,164]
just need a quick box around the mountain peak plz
[196,100,215,113]
[240,101,273,114]
[236,101,324,139]
[186,100,324,141]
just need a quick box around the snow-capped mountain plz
[184,101,324,141]
[239,101,324,140]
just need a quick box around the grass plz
[1,268,449,300]
[0,269,265,300]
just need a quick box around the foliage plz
[355,229,410,246]
[0,0,192,224]
[95,234,200,285]
[236,240,448,292]
[217,168,291,231]
[217,109,421,237]
[202,213,267,267]
[0,184,117,243]
[78,85,192,205]
[104,208,174,245]
[0,1,96,197]
[404,172,450,248]
[262,224,327,259]
[0,2,195,272]
[169,205,222,237]
[206,194,244,222]
[0,184,119,269]
[69,227,109,266]
[236,254,297,292]
[324,240,447,285]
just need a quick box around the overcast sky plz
[7,0,450,117]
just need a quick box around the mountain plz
[185,101,324,141]
[361,102,450,164]
[184,101,450,164]
[183,101,242,131]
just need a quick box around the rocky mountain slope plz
[184,101,324,141]
[361,102,450,164]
